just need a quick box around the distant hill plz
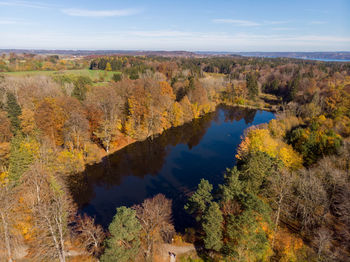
[1,49,349,60]
[0,49,197,57]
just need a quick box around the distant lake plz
[72,105,275,231]
[240,54,350,62]
[299,58,350,62]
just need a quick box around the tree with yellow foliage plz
[236,127,303,170]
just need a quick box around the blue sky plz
[1,0,349,51]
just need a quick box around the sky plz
[0,0,349,51]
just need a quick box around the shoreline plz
[94,101,276,162]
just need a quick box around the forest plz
[0,52,350,261]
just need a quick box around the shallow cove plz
[71,105,275,231]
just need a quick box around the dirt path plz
[160,243,196,261]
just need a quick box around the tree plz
[202,202,223,252]
[112,73,122,82]
[21,162,73,262]
[246,73,259,100]
[72,76,92,101]
[93,119,119,152]
[0,179,20,262]
[219,167,243,204]
[184,179,213,221]
[286,74,300,102]
[34,98,66,146]
[263,169,294,247]
[74,214,105,257]
[133,194,175,261]
[101,206,141,262]
[238,152,282,193]
[0,111,12,143]
[86,86,122,150]
[8,135,38,183]
[5,92,22,133]
[292,169,329,230]
[236,128,303,170]
[225,195,272,261]
[218,166,273,260]
[19,108,36,136]
[63,111,89,150]
[105,62,112,71]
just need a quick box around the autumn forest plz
[0,52,350,261]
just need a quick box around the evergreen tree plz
[112,73,122,82]
[286,74,300,102]
[219,167,244,203]
[8,135,36,183]
[246,73,259,100]
[128,69,139,80]
[238,152,282,193]
[225,195,272,261]
[202,202,223,252]
[184,179,213,221]
[101,206,142,262]
[6,92,22,133]
[218,167,273,260]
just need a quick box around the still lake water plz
[72,105,275,231]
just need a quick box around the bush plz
[112,73,122,82]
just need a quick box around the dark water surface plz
[72,105,274,231]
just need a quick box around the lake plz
[72,105,275,231]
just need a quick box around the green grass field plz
[2,69,121,82]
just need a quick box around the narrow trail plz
[160,243,196,261]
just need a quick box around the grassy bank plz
[2,69,121,82]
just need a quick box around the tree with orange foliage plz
[0,111,12,142]
[0,111,12,171]
[19,108,36,136]
[34,98,66,146]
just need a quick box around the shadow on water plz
[69,105,275,232]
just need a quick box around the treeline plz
[184,75,350,261]
[0,54,349,261]
[0,53,88,72]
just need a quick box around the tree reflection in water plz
[69,105,274,231]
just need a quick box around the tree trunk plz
[1,212,13,262]
[272,193,283,247]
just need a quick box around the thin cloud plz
[0,18,34,25]
[271,27,296,31]
[213,19,290,27]
[129,30,193,37]
[0,0,50,9]
[2,30,349,51]
[309,21,327,25]
[62,8,141,17]
[212,19,261,26]
[264,20,289,25]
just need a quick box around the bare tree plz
[293,169,329,230]
[0,182,20,262]
[264,169,294,247]
[21,162,73,262]
[314,227,333,260]
[133,194,175,261]
[74,214,105,257]
[63,110,89,150]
